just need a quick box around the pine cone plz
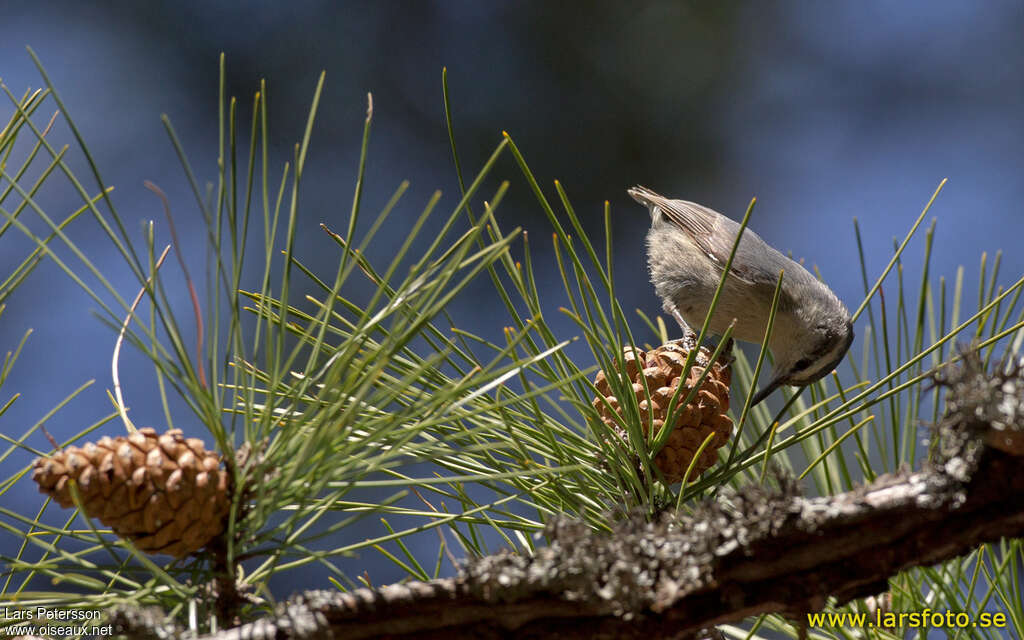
[592,337,733,483]
[32,428,230,558]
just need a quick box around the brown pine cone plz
[32,428,230,558]
[592,337,733,484]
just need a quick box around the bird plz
[629,186,853,406]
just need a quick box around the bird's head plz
[751,316,854,407]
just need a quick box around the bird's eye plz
[793,357,813,372]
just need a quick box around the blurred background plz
[3,0,1024,595]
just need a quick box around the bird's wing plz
[629,186,766,286]
[657,200,724,258]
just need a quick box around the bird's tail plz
[627,185,661,205]
[627,186,672,220]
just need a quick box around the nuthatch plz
[629,186,853,407]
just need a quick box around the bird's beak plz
[749,377,785,408]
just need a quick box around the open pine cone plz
[32,428,230,558]
[592,336,733,483]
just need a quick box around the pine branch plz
[114,350,1024,639]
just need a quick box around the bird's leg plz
[663,301,734,361]
[663,300,694,338]
[715,336,736,365]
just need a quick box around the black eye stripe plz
[794,341,846,374]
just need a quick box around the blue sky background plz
[2,1,1023,596]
